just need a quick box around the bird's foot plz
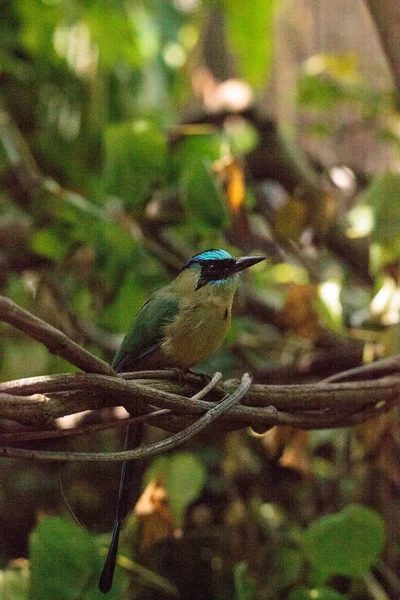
[187,369,212,386]
[170,368,212,389]
[170,367,188,386]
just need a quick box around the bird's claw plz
[191,371,212,386]
[170,367,188,386]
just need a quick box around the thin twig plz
[115,555,179,597]
[58,468,85,531]
[0,410,171,443]
[323,356,400,383]
[190,372,222,400]
[0,374,252,462]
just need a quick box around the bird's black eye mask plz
[192,259,236,290]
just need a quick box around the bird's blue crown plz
[182,249,236,290]
[183,249,233,269]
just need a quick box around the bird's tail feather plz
[99,422,144,593]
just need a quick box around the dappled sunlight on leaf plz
[262,428,312,475]
[192,67,253,112]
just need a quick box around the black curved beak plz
[232,255,266,274]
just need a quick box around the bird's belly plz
[161,305,230,370]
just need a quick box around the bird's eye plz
[207,263,218,273]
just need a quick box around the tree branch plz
[363,0,400,94]
[0,296,399,462]
[0,409,171,444]
[0,374,252,462]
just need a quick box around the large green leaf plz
[167,452,207,523]
[105,120,167,209]
[144,452,207,524]
[222,0,277,88]
[302,504,385,582]
[84,6,142,68]
[181,159,229,230]
[29,517,121,600]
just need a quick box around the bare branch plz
[0,374,252,462]
[0,295,399,460]
[0,409,171,443]
[323,355,400,383]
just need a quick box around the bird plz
[99,248,265,593]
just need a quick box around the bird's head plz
[182,249,265,291]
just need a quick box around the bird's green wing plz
[112,293,179,373]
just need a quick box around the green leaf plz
[170,132,223,180]
[84,6,143,68]
[105,120,167,209]
[143,452,207,524]
[17,0,60,57]
[287,587,347,600]
[143,455,171,486]
[302,504,385,581]
[317,281,344,332]
[29,517,121,600]
[222,0,277,88]
[234,562,256,600]
[31,229,68,260]
[166,453,207,523]
[181,159,229,230]
[298,74,345,110]
[358,171,400,258]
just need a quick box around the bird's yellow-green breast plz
[160,267,237,369]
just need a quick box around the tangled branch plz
[1,295,400,462]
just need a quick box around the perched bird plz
[99,249,265,593]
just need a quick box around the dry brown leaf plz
[225,159,246,213]
[136,478,179,553]
[262,426,311,475]
[357,414,400,487]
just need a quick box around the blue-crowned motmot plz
[99,249,265,593]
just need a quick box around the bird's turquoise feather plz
[112,293,179,372]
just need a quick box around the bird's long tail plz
[99,421,144,593]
